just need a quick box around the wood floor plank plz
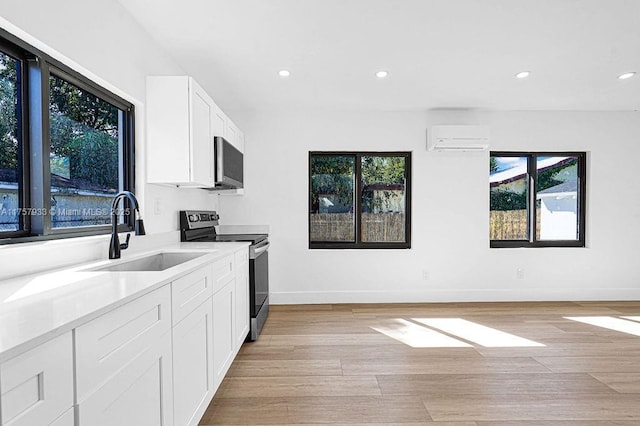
[589,372,640,393]
[477,421,640,426]
[533,356,640,373]
[475,342,640,358]
[424,394,640,421]
[219,376,382,398]
[269,333,403,346]
[377,373,615,396]
[342,356,550,375]
[285,396,433,423]
[227,359,343,377]
[199,397,289,425]
[206,423,477,426]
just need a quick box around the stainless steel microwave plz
[214,136,243,188]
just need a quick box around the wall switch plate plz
[422,270,430,280]
[516,268,525,279]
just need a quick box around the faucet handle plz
[120,233,131,250]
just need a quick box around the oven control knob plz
[189,214,198,222]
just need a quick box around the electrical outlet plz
[516,268,525,279]
[153,197,162,215]
[422,270,430,280]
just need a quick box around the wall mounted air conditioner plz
[427,125,490,152]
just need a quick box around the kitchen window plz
[0,31,135,242]
[309,152,411,249]
[489,152,586,248]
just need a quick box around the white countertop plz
[0,241,249,362]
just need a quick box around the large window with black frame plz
[309,152,411,249]
[0,32,135,242]
[489,152,586,248]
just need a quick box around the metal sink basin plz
[92,252,207,272]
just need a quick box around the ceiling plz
[117,0,640,112]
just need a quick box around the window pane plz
[361,156,406,242]
[310,156,355,242]
[490,156,528,240]
[536,156,579,241]
[0,51,21,232]
[49,75,123,228]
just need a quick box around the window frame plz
[0,29,135,244]
[490,151,586,248]
[0,37,30,239]
[309,151,412,250]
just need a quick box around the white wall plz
[0,0,219,275]
[220,109,640,303]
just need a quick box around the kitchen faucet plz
[109,191,146,259]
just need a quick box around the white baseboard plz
[270,288,640,305]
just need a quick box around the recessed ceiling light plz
[618,72,636,80]
[515,71,531,79]
[375,70,389,79]
[278,69,291,77]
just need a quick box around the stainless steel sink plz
[91,252,207,272]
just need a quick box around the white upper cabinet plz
[147,76,215,187]
[211,103,227,138]
[147,76,244,188]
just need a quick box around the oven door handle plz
[251,242,270,258]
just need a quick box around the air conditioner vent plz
[428,125,490,152]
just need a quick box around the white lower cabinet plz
[77,334,173,426]
[212,280,235,388]
[50,408,74,426]
[75,286,173,426]
[172,299,214,426]
[0,332,73,426]
[1,246,252,426]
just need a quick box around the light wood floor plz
[199,301,640,425]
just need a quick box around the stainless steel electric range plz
[179,210,269,341]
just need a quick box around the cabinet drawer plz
[212,254,235,293]
[172,265,213,325]
[75,286,171,401]
[0,332,73,426]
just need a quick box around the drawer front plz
[172,265,213,325]
[235,248,249,267]
[212,254,235,293]
[75,286,171,401]
[0,332,73,426]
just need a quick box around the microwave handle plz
[215,137,223,182]
[214,136,216,184]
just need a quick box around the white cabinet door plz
[0,333,73,426]
[225,121,237,148]
[77,331,173,426]
[76,287,173,426]
[211,103,227,138]
[212,283,235,388]
[50,408,74,426]
[234,249,250,349]
[146,76,191,184]
[172,299,214,426]
[147,76,216,187]
[189,79,214,185]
